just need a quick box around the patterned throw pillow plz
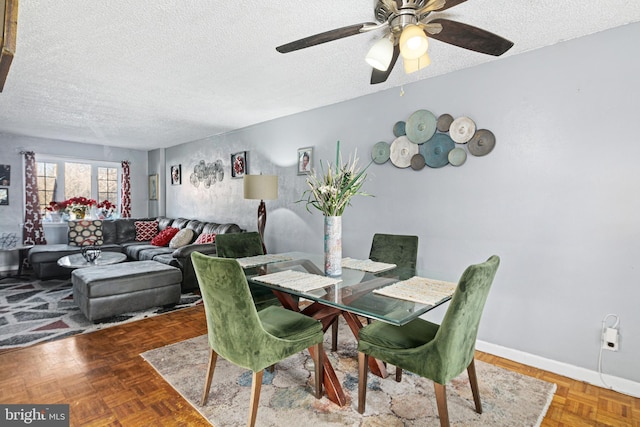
[194,233,216,244]
[169,228,194,248]
[151,227,179,247]
[68,220,104,246]
[135,220,159,241]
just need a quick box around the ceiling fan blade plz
[371,45,400,85]
[438,0,469,11]
[276,22,378,53]
[427,18,514,56]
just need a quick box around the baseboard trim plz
[476,340,640,398]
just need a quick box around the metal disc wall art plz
[371,141,391,164]
[436,113,454,132]
[390,136,419,168]
[468,129,496,156]
[421,133,455,168]
[405,109,437,144]
[372,108,497,172]
[190,159,224,188]
[448,147,467,166]
[393,121,406,137]
[449,116,476,143]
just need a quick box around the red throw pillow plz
[151,227,179,246]
[194,233,216,244]
[135,220,159,241]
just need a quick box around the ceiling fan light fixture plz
[399,24,428,60]
[403,52,431,74]
[365,36,394,71]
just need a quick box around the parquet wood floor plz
[0,305,637,426]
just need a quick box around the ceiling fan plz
[276,0,514,84]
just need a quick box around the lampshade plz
[403,52,431,74]
[243,174,278,200]
[399,24,428,60]
[365,37,394,71]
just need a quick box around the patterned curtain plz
[120,160,131,218]
[23,151,47,245]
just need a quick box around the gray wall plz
[163,22,640,388]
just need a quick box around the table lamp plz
[243,174,278,254]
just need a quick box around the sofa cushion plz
[194,232,216,244]
[169,228,194,248]
[68,220,104,246]
[151,227,179,246]
[135,220,159,241]
[157,216,174,230]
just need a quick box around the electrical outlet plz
[602,327,619,351]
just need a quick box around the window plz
[37,162,58,212]
[36,156,120,213]
[98,167,118,203]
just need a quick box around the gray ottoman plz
[72,260,182,321]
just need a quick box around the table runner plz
[341,257,396,273]
[373,276,457,305]
[251,270,341,292]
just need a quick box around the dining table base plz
[273,290,388,407]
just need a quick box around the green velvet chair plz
[330,233,419,350]
[369,233,419,280]
[357,255,500,427]
[215,232,282,310]
[191,252,324,427]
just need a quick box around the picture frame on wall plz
[170,164,181,185]
[297,147,313,175]
[231,151,247,178]
[149,174,158,200]
[0,164,10,186]
[0,188,8,205]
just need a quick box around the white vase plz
[324,215,342,277]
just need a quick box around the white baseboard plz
[476,340,640,398]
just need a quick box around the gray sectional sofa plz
[28,216,243,291]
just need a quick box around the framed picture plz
[298,147,313,174]
[0,164,10,186]
[0,188,8,205]
[170,164,181,185]
[231,151,248,178]
[149,174,158,200]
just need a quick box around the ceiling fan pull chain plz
[400,85,405,96]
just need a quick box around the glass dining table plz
[243,252,456,407]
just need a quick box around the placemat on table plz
[236,254,294,268]
[341,257,397,273]
[251,270,341,292]
[373,276,457,305]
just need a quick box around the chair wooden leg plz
[467,358,483,414]
[247,370,264,427]
[331,319,338,351]
[201,348,218,406]
[395,367,403,382]
[434,382,450,427]
[357,351,369,414]
[311,342,323,398]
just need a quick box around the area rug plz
[142,321,556,426]
[0,277,202,350]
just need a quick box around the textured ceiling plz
[1,0,639,151]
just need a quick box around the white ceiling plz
[1,0,639,151]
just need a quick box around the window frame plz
[36,155,121,211]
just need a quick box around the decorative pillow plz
[135,220,159,241]
[151,227,179,247]
[169,228,194,248]
[194,233,216,244]
[68,220,104,246]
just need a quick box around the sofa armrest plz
[172,243,217,259]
